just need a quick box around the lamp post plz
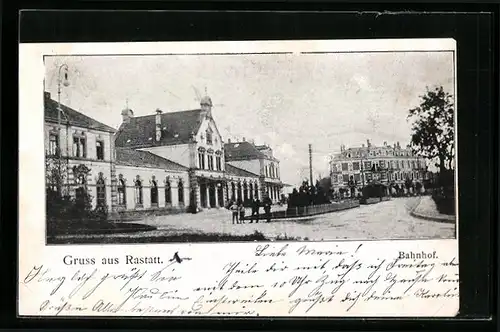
[57,64,70,196]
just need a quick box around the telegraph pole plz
[309,144,313,186]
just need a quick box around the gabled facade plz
[225,139,284,203]
[115,96,261,210]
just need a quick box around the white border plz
[19,39,459,318]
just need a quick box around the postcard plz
[19,38,458,317]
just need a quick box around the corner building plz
[225,139,284,203]
[330,139,428,194]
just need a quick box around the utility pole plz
[57,64,69,195]
[309,144,313,186]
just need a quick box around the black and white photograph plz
[43,45,457,245]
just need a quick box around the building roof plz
[115,148,188,172]
[44,92,116,133]
[224,141,277,161]
[115,110,206,148]
[225,164,259,178]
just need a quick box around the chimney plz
[384,141,387,146]
[393,143,397,149]
[242,137,246,142]
[155,109,162,141]
[367,139,371,148]
[228,138,231,143]
[361,144,365,148]
[121,107,134,124]
[397,141,400,149]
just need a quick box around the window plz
[198,151,205,169]
[341,163,348,171]
[151,180,158,206]
[178,180,184,205]
[206,130,213,145]
[364,161,371,170]
[342,174,349,183]
[96,141,104,160]
[331,164,338,172]
[165,180,172,204]
[352,162,360,171]
[135,179,143,206]
[96,175,106,207]
[231,182,236,201]
[265,166,269,177]
[407,160,411,168]
[74,173,87,202]
[379,160,385,168]
[118,178,126,205]
[49,133,59,156]
[73,135,86,158]
[354,173,361,182]
[207,155,214,170]
[216,156,221,170]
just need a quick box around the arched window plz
[118,178,126,206]
[249,183,254,200]
[135,179,143,206]
[96,173,106,207]
[237,182,243,203]
[73,166,89,203]
[178,180,184,206]
[254,183,259,199]
[165,179,172,204]
[243,182,248,202]
[151,179,158,206]
[198,148,206,169]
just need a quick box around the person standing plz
[263,194,272,223]
[251,198,260,223]
[238,201,246,223]
[230,201,239,224]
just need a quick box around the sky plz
[44,51,454,188]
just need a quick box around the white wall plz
[195,117,225,171]
[66,159,113,209]
[140,144,191,168]
[227,159,260,176]
[115,165,190,210]
[45,122,114,161]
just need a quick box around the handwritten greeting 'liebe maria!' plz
[18,240,459,317]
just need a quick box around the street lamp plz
[57,64,70,196]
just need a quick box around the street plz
[120,197,455,241]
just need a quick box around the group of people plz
[288,181,330,208]
[228,195,273,224]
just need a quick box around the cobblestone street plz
[121,197,456,241]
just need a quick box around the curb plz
[410,199,456,224]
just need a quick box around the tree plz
[407,86,454,177]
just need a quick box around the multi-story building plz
[46,90,283,217]
[44,91,117,210]
[225,139,284,203]
[329,139,428,194]
[115,95,266,211]
[45,91,192,218]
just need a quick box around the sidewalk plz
[410,196,456,224]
